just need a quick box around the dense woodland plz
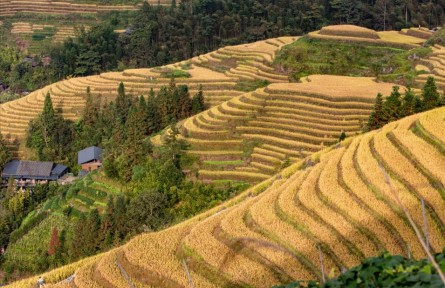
[1,0,445,94]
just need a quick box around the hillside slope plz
[0,37,294,157]
[180,75,397,184]
[0,0,175,18]
[8,105,445,287]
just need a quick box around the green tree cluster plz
[26,93,75,164]
[367,77,445,131]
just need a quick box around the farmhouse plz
[1,160,68,187]
[78,146,103,172]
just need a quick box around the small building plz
[1,160,68,188]
[78,146,103,172]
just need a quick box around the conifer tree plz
[40,92,57,149]
[382,86,402,123]
[177,85,192,119]
[422,76,440,110]
[191,85,205,114]
[146,90,161,134]
[400,88,416,117]
[115,82,131,124]
[367,93,384,131]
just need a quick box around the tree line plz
[26,79,206,172]
[1,0,444,94]
[367,76,445,131]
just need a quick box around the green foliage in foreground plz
[275,37,431,86]
[274,250,445,288]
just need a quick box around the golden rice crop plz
[372,128,445,252]
[268,76,398,100]
[221,183,316,280]
[124,225,216,287]
[247,174,325,279]
[356,131,426,258]
[184,208,278,287]
[393,129,445,185]
[319,25,379,39]
[418,107,445,143]
[94,250,130,287]
[340,137,407,254]
[277,160,358,267]
[317,147,390,254]
[377,31,425,45]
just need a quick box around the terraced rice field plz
[9,106,445,288]
[308,24,426,49]
[415,44,445,90]
[0,0,137,17]
[180,75,398,184]
[0,37,294,157]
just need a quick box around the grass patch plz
[275,36,431,86]
[234,79,270,92]
[159,68,191,78]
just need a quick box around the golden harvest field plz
[308,25,426,49]
[0,37,294,158]
[179,76,398,184]
[8,106,445,287]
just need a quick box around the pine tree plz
[400,88,416,117]
[40,93,57,149]
[146,90,161,134]
[366,93,384,131]
[82,86,99,127]
[191,85,205,114]
[422,76,440,110]
[177,85,192,119]
[115,82,131,124]
[83,208,101,256]
[382,86,402,123]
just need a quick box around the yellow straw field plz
[8,106,445,288]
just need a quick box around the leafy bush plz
[273,250,445,288]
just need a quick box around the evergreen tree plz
[367,93,384,131]
[191,85,205,115]
[382,86,402,123]
[422,76,440,111]
[40,93,57,149]
[400,88,416,118]
[83,208,101,256]
[177,85,192,119]
[146,90,161,134]
[115,82,132,124]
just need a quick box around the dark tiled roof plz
[78,146,103,165]
[2,160,20,177]
[1,160,68,180]
[16,160,53,177]
[51,164,68,176]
